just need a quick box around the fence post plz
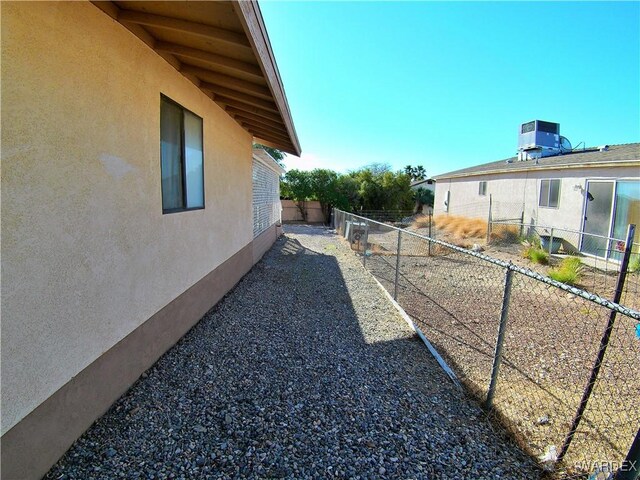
[617,427,640,480]
[558,224,636,462]
[485,266,514,409]
[394,229,402,300]
[486,194,493,245]
[519,210,525,238]
[362,219,369,268]
[428,213,432,256]
[549,228,554,255]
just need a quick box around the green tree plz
[309,169,340,224]
[280,169,312,221]
[349,167,413,211]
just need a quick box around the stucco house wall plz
[0,2,288,478]
[434,166,640,234]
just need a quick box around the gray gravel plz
[46,225,541,480]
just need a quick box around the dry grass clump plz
[490,224,520,243]
[434,215,487,239]
[411,215,431,229]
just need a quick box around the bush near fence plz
[334,209,640,479]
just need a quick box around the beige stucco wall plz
[1,2,253,434]
[434,166,640,232]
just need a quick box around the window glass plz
[609,181,640,260]
[160,99,184,211]
[549,179,560,208]
[479,181,487,196]
[539,180,550,207]
[160,96,204,213]
[539,179,560,208]
[184,111,204,209]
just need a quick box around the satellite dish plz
[560,136,572,153]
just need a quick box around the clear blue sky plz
[259,1,640,177]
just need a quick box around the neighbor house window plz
[539,179,560,208]
[160,95,204,213]
[478,181,487,196]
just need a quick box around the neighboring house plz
[410,178,436,194]
[411,178,436,213]
[2,2,300,478]
[433,143,640,257]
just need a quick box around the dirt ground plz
[407,223,640,311]
[343,222,640,478]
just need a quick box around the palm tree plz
[413,187,434,214]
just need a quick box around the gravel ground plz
[358,225,639,475]
[46,225,541,480]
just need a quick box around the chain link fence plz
[334,209,640,479]
[355,210,415,223]
[488,220,640,309]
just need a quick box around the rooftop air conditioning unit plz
[517,120,567,161]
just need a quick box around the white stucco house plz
[2,2,300,478]
[433,143,640,258]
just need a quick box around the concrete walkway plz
[46,225,541,480]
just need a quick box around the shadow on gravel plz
[45,229,541,480]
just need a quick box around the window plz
[539,179,560,208]
[478,181,487,196]
[160,95,204,213]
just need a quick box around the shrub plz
[411,215,431,229]
[523,245,549,264]
[549,257,583,285]
[434,215,487,239]
[490,224,520,243]
[629,255,640,273]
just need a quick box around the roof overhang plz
[92,0,301,156]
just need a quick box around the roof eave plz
[232,1,301,157]
[91,1,301,157]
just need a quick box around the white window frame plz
[478,181,487,196]
[539,179,560,209]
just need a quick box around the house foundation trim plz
[1,242,254,480]
[253,224,279,265]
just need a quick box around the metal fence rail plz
[334,208,640,479]
[354,210,415,223]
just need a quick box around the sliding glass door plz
[580,180,640,260]
[609,180,640,261]
[581,181,614,257]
